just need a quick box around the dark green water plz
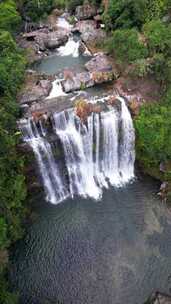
[10,177,171,304]
[34,53,90,75]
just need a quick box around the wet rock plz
[157,182,169,202]
[20,104,30,116]
[75,4,97,20]
[31,111,48,123]
[39,80,52,94]
[85,53,112,72]
[62,71,94,93]
[79,41,87,54]
[62,69,114,93]
[107,96,118,106]
[145,292,171,304]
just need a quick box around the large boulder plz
[75,4,97,20]
[145,292,171,304]
[23,28,69,51]
[19,80,52,105]
[85,53,112,72]
[81,28,106,44]
[44,29,68,49]
[62,71,94,93]
[73,20,96,34]
[61,69,114,93]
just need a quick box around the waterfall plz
[58,37,80,58]
[20,119,69,204]
[20,98,135,204]
[117,96,135,183]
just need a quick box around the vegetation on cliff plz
[0,1,27,303]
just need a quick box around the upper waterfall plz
[20,98,135,204]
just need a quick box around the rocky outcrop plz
[73,20,97,33]
[24,28,69,50]
[81,27,106,44]
[75,4,97,20]
[62,71,94,92]
[85,53,112,72]
[62,70,114,93]
[75,99,102,121]
[73,20,106,46]
[145,292,171,304]
[44,30,68,49]
[19,73,52,105]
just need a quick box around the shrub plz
[103,0,147,30]
[143,20,171,53]
[0,0,21,33]
[108,29,148,63]
[135,103,171,168]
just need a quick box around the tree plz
[103,0,147,30]
[0,0,21,33]
[107,28,148,63]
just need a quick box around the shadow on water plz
[10,176,171,304]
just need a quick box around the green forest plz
[1,0,171,302]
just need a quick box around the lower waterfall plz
[20,98,135,204]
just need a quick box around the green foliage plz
[0,2,27,301]
[0,0,21,33]
[23,0,66,20]
[135,103,171,167]
[143,20,171,53]
[0,274,19,304]
[103,0,147,30]
[131,59,152,77]
[65,0,83,12]
[0,219,8,249]
[107,29,148,63]
[145,0,168,21]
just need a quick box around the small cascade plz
[46,79,67,99]
[58,37,80,58]
[57,17,73,31]
[20,98,135,204]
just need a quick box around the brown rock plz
[75,4,97,20]
[128,98,140,116]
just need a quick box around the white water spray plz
[58,37,80,58]
[20,98,135,204]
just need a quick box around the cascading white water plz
[20,119,69,204]
[53,110,101,200]
[101,109,121,186]
[57,17,73,31]
[58,37,80,58]
[117,97,135,183]
[20,98,135,204]
[46,79,66,99]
